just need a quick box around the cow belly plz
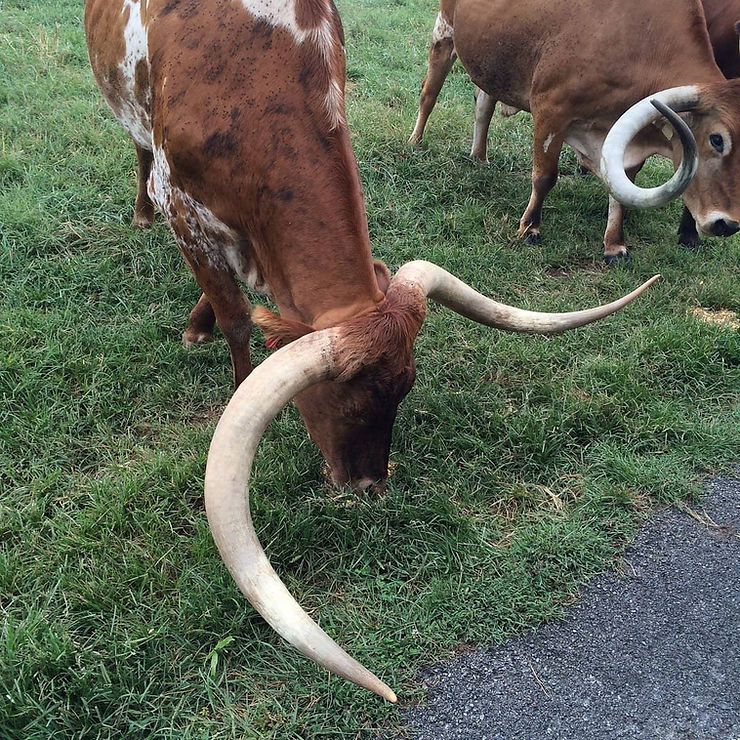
[148,146,269,295]
[564,122,607,171]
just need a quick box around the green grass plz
[1,0,739,737]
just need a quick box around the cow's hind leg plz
[132,143,155,229]
[409,12,457,145]
[470,90,496,162]
[677,205,701,248]
[517,119,564,245]
[603,163,642,263]
[165,214,253,386]
[183,293,216,346]
[179,253,253,388]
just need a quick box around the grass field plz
[1,0,739,737]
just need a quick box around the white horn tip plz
[384,688,399,704]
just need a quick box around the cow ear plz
[373,259,391,294]
[252,305,314,350]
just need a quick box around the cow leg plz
[132,144,155,229]
[409,14,456,145]
[470,90,496,162]
[602,163,642,263]
[180,255,253,387]
[677,205,701,248]
[183,292,216,346]
[517,124,564,245]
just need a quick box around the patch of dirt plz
[689,306,740,330]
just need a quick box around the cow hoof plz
[469,150,488,164]
[525,231,542,245]
[132,213,154,229]
[678,234,702,249]
[182,329,214,346]
[603,250,631,265]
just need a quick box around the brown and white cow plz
[85,0,657,700]
[410,0,740,262]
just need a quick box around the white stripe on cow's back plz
[149,145,269,294]
[239,0,345,129]
[119,0,151,147]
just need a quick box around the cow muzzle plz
[707,217,740,237]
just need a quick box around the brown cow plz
[410,0,740,261]
[85,0,657,700]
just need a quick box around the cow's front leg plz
[517,122,563,245]
[602,163,642,263]
[409,13,457,145]
[132,143,155,229]
[677,205,701,248]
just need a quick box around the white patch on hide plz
[149,146,269,294]
[543,133,554,153]
[118,0,151,147]
[432,12,454,43]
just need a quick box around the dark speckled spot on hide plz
[276,187,294,202]
[134,59,150,111]
[162,0,179,14]
[203,131,238,158]
[252,19,274,38]
[204,41,225,82]
[265,102,295,116]
[230,107,242,122]
[168,89,186,107]
[106,65,123,93]
[177,0,200,19]
[181,32,201,50]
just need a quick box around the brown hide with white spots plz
[411,0,740,260]
[85,0,420,488]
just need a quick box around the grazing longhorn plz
[410,0,740,261]
[85,0,657,701]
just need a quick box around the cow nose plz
[710,218,740,237]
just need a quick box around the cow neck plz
[259,121,385,331]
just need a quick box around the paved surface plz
[404,473,740,740]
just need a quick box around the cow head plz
[204,262,659,702]
[254,287,424,491]
[600,83,740,237]
[677,80,740,236]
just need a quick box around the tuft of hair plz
[253,305,314,350]
[332,285,427,382]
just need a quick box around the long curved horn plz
[390,260,660,332]
[205,329,397,703]
[600,86,699,208]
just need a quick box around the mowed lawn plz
[1,0,738,737]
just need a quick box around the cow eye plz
[709,133,724,153]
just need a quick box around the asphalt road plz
[404,472,740,740]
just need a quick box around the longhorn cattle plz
[410,0,740,261]
[85,0,657,701]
